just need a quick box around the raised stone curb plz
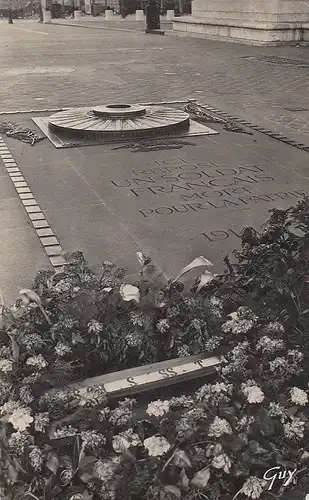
[0,135,67,271]
[199,103,309,154]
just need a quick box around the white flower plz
[81,430,106,450]
[78,385,107,407]
[94,459,119,482]
[301,451,309,461]
[177,345,191,357]
[0,399,20,417]
[256,336,284,353]
[156,319,170,333]
[242,385,265,404]
[169,396,194,409]
[211,452,231,473]
[29,446,43,471]
[121,428,141,447]
[291,387,308,406]
[236,415,254,431]
[9,407,34,431]
[54,280,71,293]
[34,413,50,432]
[284,417,305,440]
[0,359,13,373]
[26,354,48,370]
[196,382,232,403]
[112,435,130,453]
[242,476,266,498]
[55,342,72,357]
[228,311,238,320]
[268,321,284,334]
[208,417,232,438]
[269,357,288,373]
[53,425,78,439]
[212,382,230,393]
[222,318,254,335]
[146,400,170,417]
[7,431,31,455]
[119,284,140,303]
[268,402,286,421]
[88,319,104,335]
[144,436,171,456]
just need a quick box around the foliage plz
[1,198,309,499]
[0,252,220,395]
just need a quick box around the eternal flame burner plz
[47,103,190,140]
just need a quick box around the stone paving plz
[53,14,173,33]
[1,20,309,145]
[1,21,309,303]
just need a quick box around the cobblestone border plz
[199,103,309,154]
[0,135,67,271]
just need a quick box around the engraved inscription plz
[109,159,306,238]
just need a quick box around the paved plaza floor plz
[1,21,309,304]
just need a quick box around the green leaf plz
[122,447,136,463]
[172,450,192,469]
[191,339,202,355]
[179,469,190,492]
[288,406,299,417]
[248,440,265,455]
[50,485,63,497]
[191,467,211,489]
[72,332,85,344]
[164,485,181,498]
[7,463,18,485]
[46,454,59,474]
[13,458,27,475]
[79,472,93,483]
[229,436,247,454]
[78,456,98,470]
[11,336,19,362]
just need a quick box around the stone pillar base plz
[105,9,114,19]
[136,9,144,20]
[166,9,174,20]
[173,0,309,45]
[173,17,309,45]
[43,9,51,23]
[74,10,82,19]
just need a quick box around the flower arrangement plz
[0,251,224,389]
[1,198,309,499]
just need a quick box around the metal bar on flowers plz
[67,353,222,399]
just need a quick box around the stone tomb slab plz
[5,120,309,279]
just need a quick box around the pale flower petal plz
[9,407,33,431]
[0,359,13,374]
[144,436,171,456]
[290,387,308,406]
[119,284,140,303]
[242,385,265,404]
[112,435,131,453]
[146,400,170,418]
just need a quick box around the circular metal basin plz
[48,104,190,140]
